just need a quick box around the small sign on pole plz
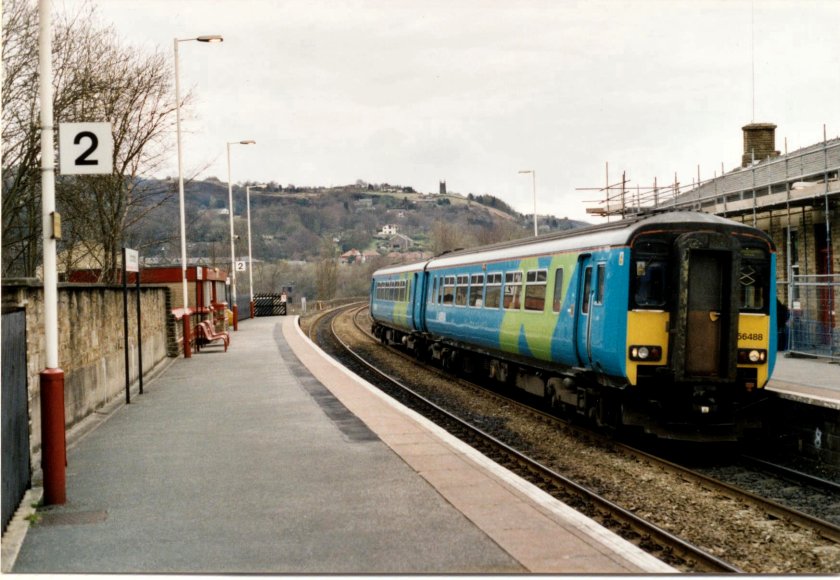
[125,248,139,273]
[235,261,246,272]
[59,122,114,175]
[122,247,143,403]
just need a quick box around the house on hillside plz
[362,250,381,263]
[389,233,414,252]
[379,224,398,236]
[339,249,362,265]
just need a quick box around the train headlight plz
[737,349,767,364]
[629,345,662,362]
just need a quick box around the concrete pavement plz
[11,315,522,574]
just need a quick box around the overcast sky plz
[61,0,840,222]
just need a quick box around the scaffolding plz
[582,137,840,220]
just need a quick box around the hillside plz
[125,178,589,267]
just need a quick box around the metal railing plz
[787,274,839,361]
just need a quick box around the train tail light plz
[629,345,662,362]
[738,349,767,364]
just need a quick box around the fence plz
[253,293,288,316]
[1,309,31,534]
[788,274,839,360]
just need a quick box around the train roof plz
[372,211,772,277]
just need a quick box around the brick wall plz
[1,281,174,457]
[744,205,840,295]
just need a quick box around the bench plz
[196,320,229,352]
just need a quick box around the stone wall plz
[1,281,173,456]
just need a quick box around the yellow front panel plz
[737,314,771,388]
[626,310,670,385]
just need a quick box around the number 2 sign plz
[59,122,113,175]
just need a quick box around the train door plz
[672,232,739,381]
[574,254,594,367]
[411,272,424,331]
[685,251,726,375]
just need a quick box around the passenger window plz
[442,275,455,305]
[503,271,523,310]
[595,264,605,305]
[468,274,484,307]
[552,268,564,313]
[455,275,468,306]
[581,267,592,314]
[484,273,502,308]
[524,269,547,311]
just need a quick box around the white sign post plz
[122,247,143,404]
[59,122,113,175]
[125,248,139,273]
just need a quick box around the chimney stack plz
[741,122,780,167]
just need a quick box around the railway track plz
[345,305,840,532]
[303,304,840,572]
[307,304,737,572]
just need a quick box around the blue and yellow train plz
[370,211,777,441]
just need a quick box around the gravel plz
[327,310,840,574]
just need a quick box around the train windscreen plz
[632,238,671,309]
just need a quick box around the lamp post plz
[519,170,538,237]
[174,34,222,357]
[226,140,256,330]
[246,183,267,319]
[38,0,66,505]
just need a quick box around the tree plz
[2,0,182,282]
[315,237,338,300]
[430,220,467,256]
[2,0,43,277]
[472,218,526,246]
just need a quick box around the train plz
[369,211,777,442]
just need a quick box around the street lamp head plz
[518,170,533,174]
[240,140,256,145]
[197,35,224,43]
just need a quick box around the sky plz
[59,0,840,222]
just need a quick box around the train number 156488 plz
[738,332,764,341]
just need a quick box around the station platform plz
[768,353,840,410]
[6,315,674,575]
